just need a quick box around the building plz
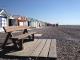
[16,16,28,26]
[0,9,29,32]
[28,18,46,28]
[9,16,17,26]
[28,18,36,28]
[11,15,29,26]
[0,9,53,32]
[38,21,45,27]
[0,9,10,32]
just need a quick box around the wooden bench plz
[2,26,36,50]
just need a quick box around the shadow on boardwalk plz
[0,49,56,60]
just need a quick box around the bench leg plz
[2,33,12,49]
[12,39,18,48]
[28,35,31,39]
[17,40,23,50]
[12,39,23,50]
[32,34,34,41]
[28,34,34,41]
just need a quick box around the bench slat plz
[3,26,31,32]
[11,32,36,40]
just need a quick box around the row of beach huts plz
[0,9,58,32]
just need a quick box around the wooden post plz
[17,40,23,50]
[11,39,18,48]
[23,29,28,34]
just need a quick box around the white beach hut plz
[0,9,10,32]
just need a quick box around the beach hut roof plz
[9,16,15,19]
[0,9,10,18]
[0,9,3,12]
[17,16,29,22]
[12,15,21,19]
[12,15,29,22]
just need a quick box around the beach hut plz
[17,16,27,26]
[28,18,42,28]
[0,9,10,32]
[38,21,42,27]
[28,18,36,28]
[28,18,47,28]
[11,15,29,26]
[35,19,39,28]
[36,20,41,28]
[8,16,17,26]
[38,21,46,28]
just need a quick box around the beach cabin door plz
[9,19,12,26]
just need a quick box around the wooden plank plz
[48,39,57,58]
[30,39,47,57]
[39,39,51,57]
[5,39,38,56]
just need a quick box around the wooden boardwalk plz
[5,39,57,59]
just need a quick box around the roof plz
[0,9,3,12]
[0,9,10,18]
[17,16,27,22]
[12,15,21,19]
